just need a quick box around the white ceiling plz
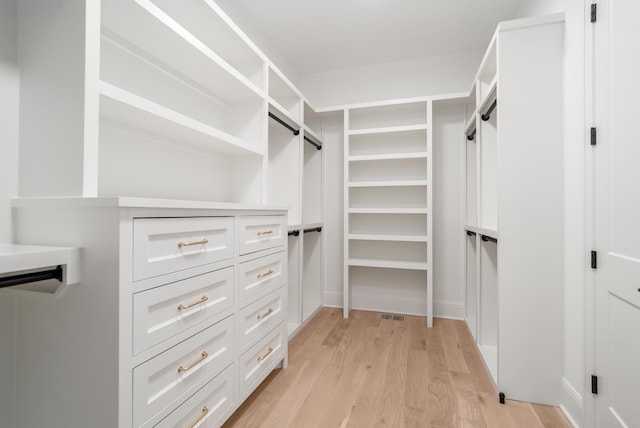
[216,0,523,75]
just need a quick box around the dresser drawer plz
[133,217,234,281]
[154,364,234,428]
[133,316,234,427]
[237,287,286,352]
[238,322,286,396]
[236,216,286,255]
[133,267,234,355]
[238,251,286,304]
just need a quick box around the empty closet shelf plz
[348,258,428,271]
[348,208,428,214]
[348,180,428,188]
[348,233,428,242]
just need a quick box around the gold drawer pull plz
[257,230,273,236]
[178,238,209,248]
[178,295,208,311]
[178,351,208,373]
[256,307,274,320]
[257,269,274,279]
[257,346,273,362]
[187,406,209,428]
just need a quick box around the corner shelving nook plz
[344,98,432,326]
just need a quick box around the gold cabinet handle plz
[256,307,274,320]
[257,346,273,362]
[178,351,208,373]
[187,406,209,428]
[257,269,274,279]
[178,238,209,248]
[178,295,208,311]
[257,230,273,236]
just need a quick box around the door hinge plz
[590,127,597,145]
[591,3,597,23]
[592,375,598,394]
[591,250,597,269]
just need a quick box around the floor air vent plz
[378,313,405,321]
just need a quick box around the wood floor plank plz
[531,403,573,428]
[223,311,572,428]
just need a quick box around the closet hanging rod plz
[0,265,63,290]
[268,112,300,136]
[288,230,300,237]
[303,227,322,234]
[466,230,477,237]
[481,235,498,244]
[481,99,498,121]
[304,135,322,150]
[467,128,476,141]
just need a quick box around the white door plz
[593,1,640,427]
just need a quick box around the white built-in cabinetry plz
[17,0,325,337]
[461,14,564,404]
[12,199,287,428]
[10,0,328,426]
[343,99,433,326]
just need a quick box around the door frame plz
[585,1,597,427]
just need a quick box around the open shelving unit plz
[343,98,432,325]
[459,14,565,405]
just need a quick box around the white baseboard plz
[352,293,427,316]
[433,300,464,320]
[323,292,463,319]
[323,291,342,308]
[560,377,584,428]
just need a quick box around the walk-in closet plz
[0,1,637,427]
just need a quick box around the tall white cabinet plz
[8,1,328,426]
[461,14,564,404]
[343,99,433,326]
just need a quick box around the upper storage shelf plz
[348,100,428,132]
[102,0,265,96]
[269,68,302,123]
[99,82,263,157]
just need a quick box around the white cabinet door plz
[594,2,640,427]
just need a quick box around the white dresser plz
[11,197,288,428]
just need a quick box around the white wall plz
[321,113,344,307]
[0,0,19,242]
[0,0,19,424]
[516,1,586,426]
[299,51,482,108]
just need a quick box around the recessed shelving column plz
[344,99,432,325]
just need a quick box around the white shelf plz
[348,233,428,243]
[348,180,428,188]
[0,244,80,298]
[101,0,264,102]
[100,82,263,157]
[148,0,265,88]
[348,208,428,215]
[464,225,498,240]
[348,258,428,271]
[268,101,302,131]
[348,152,428,162]
[478,75,498,113]
[348,124,428,136]
[302,222,323,230]
[303,126,323,146]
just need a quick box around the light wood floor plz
[224,308,572,428]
